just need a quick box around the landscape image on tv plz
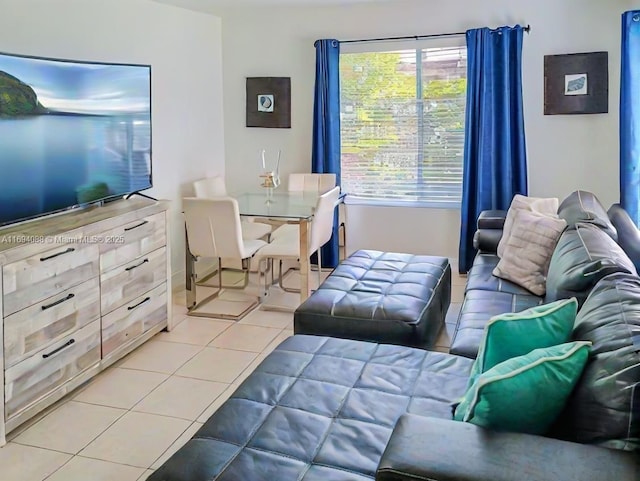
[0,52,151,225]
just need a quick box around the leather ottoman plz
[294,250,451,348]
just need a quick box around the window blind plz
[340,44,467,206]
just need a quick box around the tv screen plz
[0,51,152,226]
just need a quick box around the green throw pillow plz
[468,298,578,386]
[454,341,591,435]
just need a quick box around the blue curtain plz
[621,11,640,226]
[458,26,528,273]
[312,39,341,267]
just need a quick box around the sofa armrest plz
[376,415,638,481]
[477,210,507,229]
[473,210,506,254]
[473,229,503,254]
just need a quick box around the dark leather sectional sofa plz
[150,191,640,481]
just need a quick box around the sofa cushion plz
[545,223,637,307]
[454,341,591,435]
[465,254,536,296]
[450,289,543,359]
[378,415,639,481]
[497,195,559,258]
[493,209,567,295]
[558,190,617,240]
[149,335,474,481]
[558,273,640,451]
[468,298,578,385]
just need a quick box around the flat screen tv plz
[0,51,152,226]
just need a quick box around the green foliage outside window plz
[340,48,467,202]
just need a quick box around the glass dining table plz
[234,190,324,304]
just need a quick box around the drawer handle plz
[40,247,75,262]
[124,220,149,232]
[41,293,75,311]
[128,296,151,311]
[125,258,149,271]
[42,339,75,359]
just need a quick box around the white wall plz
[212,0,627,265]
[0,0,225,284]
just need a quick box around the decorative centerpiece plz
[259,149,281,201]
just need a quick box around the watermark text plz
[0,234,125,245]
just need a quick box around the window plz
[340,41,467,206]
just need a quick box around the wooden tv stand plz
[0,198,172,445]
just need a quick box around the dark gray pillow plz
[545,223,636,306]
[559,272,640,451]
[558,190,618,241]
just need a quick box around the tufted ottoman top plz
[294,250,451,348]
[148,335,472,481]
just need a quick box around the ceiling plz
[153,0,394,14]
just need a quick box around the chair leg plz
[188,256,258,321]
[217,257,224,289]
[278,259,302,294]
[317,249,322,290]
[185,250,197,309]
[188,257,223,312]
[196,258,250,290]
[260,257,297,313]
[259,257,276,298]
[263,258,270,297]
[278,260,286,290]
[270,258,275,287]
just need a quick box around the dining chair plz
[271,173,338,241]
[288,173,336,193]
[193,176,272,242]
[183,197,266,320]
[193,175,228,197]
[283,173,344,258]
[255,186,341,295]
[192,175,273,288]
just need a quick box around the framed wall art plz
[544,51,608,115]
[246,77,291,128]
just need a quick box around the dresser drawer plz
[4,278,100,369]
[101,283,168,357]
[100,212,166,273]
[5,319,101,419]
[3,243,99,316]
[100,246,167,314]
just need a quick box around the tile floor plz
[1,265,466,481]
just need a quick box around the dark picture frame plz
[246,77,291,128]
[544,52,608,115]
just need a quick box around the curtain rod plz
[340,24,531,44]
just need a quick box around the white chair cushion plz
[241,239,268,260]
[241,221,272,241]
[270,224,297,240]
[254,235,300,261]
